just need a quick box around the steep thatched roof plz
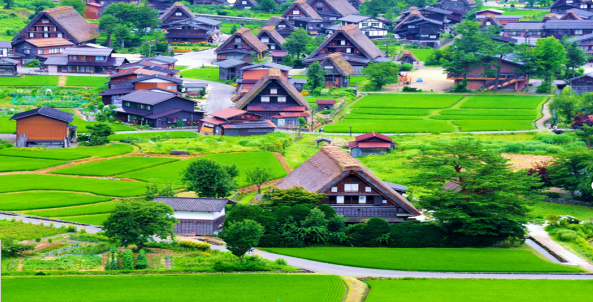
[159,2,194,21]
[323,52,355,76]
[258,26,286,45]
[397,50,419,63]
[323,0,358,17]
[215,28,268,53]
[284,0,322,19]
[15,6,100,44]
[263,16,296,30]
[235,68,309,110]
[308,24,385,60]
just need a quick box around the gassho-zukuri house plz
[275,145,420,222]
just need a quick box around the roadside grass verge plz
[0,156,66,172]
[364,279,593,302]
[0,192,111,211]
[451,120,535,132]
[0,175,146,197]
[51,157,179,177]
[0,220,65,241]
[109,131,198,141]
[459,96,546,109]
[0,144,134,160]
[324,119,455,133]
[0,75,59,86]
[65,76,108,87]
[351,94,463,109]
[121,151,288,187]
[2,274,345,302]
[23,201,119,217]
[54,213,111,226]
[262,247,583,273]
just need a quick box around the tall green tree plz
[182,158,237,198]
[514,43,540,93]
[551,94,577,123]
[61,0,86,14]
[575,124,593,150]
[257,0,277,10]
[245,167,272,194]
[114,24,132,50]
[482,33,516,91]
[282,28,313,58]
[219,220,264,261]
[103,199,178,249]
[563,41,587,80]
[362,62,399,91]
[413,137,541,245]
[85,123,114,146]
[3,0,14,9]
[99,14,120,48]
[306,61,325,92]
[548,149,593,200]
[534,37,567,93]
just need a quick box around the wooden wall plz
[16,115,68,141]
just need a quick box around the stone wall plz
[543,197,592,207]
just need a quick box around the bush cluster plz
[178,240,211,251]
[545,215,593,259]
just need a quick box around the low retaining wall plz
[543,197,592,207]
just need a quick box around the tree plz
[114,24,132,50]
[3,0,14,9]
[219,220,264,261]
[61,0,85,14]
[548,149,593,200]
[245,167,272,194]
[1,237,35,256]
[135,249,148,269]
[534,37,567,93]
[482,34,515,91]
[145,182,175,200]
[135,5,162,37]
[564,41,587,80]
[300,208,329,243]
[122,249,134,270]
[105,246,119,270]
[412,137,541,245]
[575,124,593,150]
[381,33,399,57]
[306,61,325,91]
[85,123,114,146]
[551,94,577,123]
[230,24,238,34]
[99,14,119,48]
[224,204,277,229]
[514,43,540,94]
[181,158,237,198]
[263,187,325,209]
[362,62,399,91]
[283,28,313,58]
[103,199,178,249]
[257,0,277,10]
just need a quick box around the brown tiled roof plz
[25,38,74,47]
[276,145,420,215]
[309,24,385,60]
[355,132,393,142]
[215,28,268,54]
[324,0,358,17]
[200,117,227,125]
[289,0,322,19]
[210,108,247,119]
[235,68,309,110]
[108,68,167,78]
[324,52,355,76]
[259,26,286,45]
[562,10,583,20]
[397,50,419,63]
[263,16,296,30]
[159,2,194,21]
[25,6,100,44]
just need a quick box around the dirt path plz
[527,224,593,271]
[536,99,552,129]
[57,76,67,87]
[273,152,292,173]
[342,276,368,302]
[73,108,86,120]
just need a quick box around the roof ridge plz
[321,145,361,170]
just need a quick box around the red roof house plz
[348,132,396,157]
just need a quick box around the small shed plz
[316,99,337,110]
[215,59,253,81]
[153,197,235,235]
[397,51,419,65]
[271,50,289,64]
[184,82,208,96]
[348,132,396,157]
[10,107,76,148]
[0,58,18,76]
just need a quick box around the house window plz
[242,0,246,3]
[167,85,177,90]
[278,24,286,28]
[95,56,105,61]
[139,104,145,109]
[124,102,130,107]
[486,21,491,25]
[430,35,437,39]
[346,48,351,53]
[270,88,277,94]
[361,22,368,27]
[382,199,387,204]
[344,184,359,192]
[175,12,182,16]
[270,44,276,50]
[293,10,300,15]
[42,20,49,23]
[38,49,43,54]
[359,196,366,204]
[566,0,573,3]
[365,186,372,192]
[23,49,30,54]
[261,37,269,43]
[261,96,270,102]
[29,33,34,38]
[408,25,415,28]
[278,96,286,103]
[576,29,583,34]
[235,38,241,43]
[582,3,587,8]
[57,33,62,38]
[330,17,336,20]
[43,33,48,38]
[43,26,48,31]
[336,196,344,204]
[371,22,379,27]
[331,186,338,192]
[316,2,323,7]
[146,105,151,110]
[340,40,345,45]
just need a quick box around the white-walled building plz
[154,197,234,235]
[337,14,389,39]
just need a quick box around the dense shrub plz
[122,249,134,270]
[535,134,574,145]
[402,86,422,92]
[348,217,391,247]
[178,240,211,251]
[135,249,148,269]
[400,63,414,71]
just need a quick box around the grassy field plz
[51,157,179,177]
[109,131,198,141]
[53,213,111,226]
[452,120,535,131]
[65,76,108,87]
[408,48,434,62]
[0,144,134,160]
[365,279,593,302]
[324,119,456,133]
[0,192,111,211]
[0,175,146,197]
[263,247,582,272]
[68,114,136,133]
[179,67,220,82]
[0,117,16,133]
[2,274,345,302]
[351,94,463,109]
[529,201,593,222]
[0,220,65,240]
[439,109,538,117]
[121,151,287,187]
[460,96,546,110]
[0,156,66,172]
[353,108,433,116]
[0,75,59,86]
[23,201,118,217]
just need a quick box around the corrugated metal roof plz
[63,47,113,56]
[10,107,74,123]
[119,89,177,105]
[215,59,252,68]
[544,20,593,29]
[503,22,544,30]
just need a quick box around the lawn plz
[324,119,455,133]
[365,279,593,302]
[351,94,463,109]
[109,131,198,141]
[0,156,66,172]
[263,247,582,272]
[65,76,108,87]
[451,120,535,131]
[121,151,287,187]
[0,117,15,133]
[179,67,220,82]
[0,175,146,197]
[51,157,179,177]
[0,192,111,211]
[23,201,119,217]
[408,48,434,62]
[54,213,111,226]
[0,220,65,240]
[69,114,136,133]
[0,75,59,86]
[460,96,546,110]
[2,274,345,302]
[529,201,593,222]
[0,144,134,160]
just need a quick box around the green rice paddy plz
[23,201,119,217]
[53,213,111,226]
[0,144,134,160]
[64,76,108,87]
[0,117,16,133]
[0,156,66,172]
[460,96,546,110]
[351,94,464,109]
[0,192,111,211]
[51,157,179,176]
[0,75,59,86]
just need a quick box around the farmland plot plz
[0,156,66,172]
[0,175,146,197]
[0,192,111,211]
[0,144,134,160]
[51,157,179,176]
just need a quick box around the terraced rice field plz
[0,156,66,172]
[0,192,111,211]
[51,157,179,176]
[0,144,134,160]
[23,201,119,217]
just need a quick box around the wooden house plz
[116,89,204,127]
[397,50,418,65]
[437,0,476,14]
[43,46,127,74]
[568,33,593,60]
[304,24,388,70]
[347,0,364,9]
[551,0,593,13]
[394,9,449,48]
[215,59,252,81]
[9,38,74,62]
[568,72,593,94]
[214,28,268,62]
[476,13,522,28]
[446,55,528,91]
[257,27,286,51]
[13,6,100,61]
[348,132,396,157]
[154,197,234,235]
[10,107,77,148]
[191,0,228,5]
[316,99,336,110]
[163,16,221,43]
[131,74,183,92]
[282,0,322,23]
[199,108,276,136]
[108,68,168,89]
[263,17,296,38]
[184,82,208,96]
[138,55,177,69]
[275,145,420,222]
[501,22,544,38]
[83,1,103,19]
[271,50,289,64]
[235,0,258,10]
[544,20,593,39]
[235,68,310,128]
[0,58,18,76]
[159,2,194,25]
[320,52,355,88]
[237,62,292,90]
[115,61,179,76]
[338,14,389,39]
[293,17,325,35]
[0,41,24,65]
[307,0,358,27]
